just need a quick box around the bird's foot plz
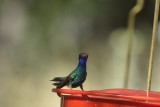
[80,85,84,90]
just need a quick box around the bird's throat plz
[78,58,87,67]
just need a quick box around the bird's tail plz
[50,77,67,89]
[50,77,65,82]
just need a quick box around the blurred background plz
[0,0,160,107]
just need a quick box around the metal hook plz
[124,0,144,88]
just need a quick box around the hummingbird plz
[50,53,88,90]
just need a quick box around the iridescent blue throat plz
[78,58,87,66]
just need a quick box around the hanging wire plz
[124,0,144,88]
[147,0,160,97]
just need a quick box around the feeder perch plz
[52,88,160,107]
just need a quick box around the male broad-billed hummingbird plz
[50,53,88,90]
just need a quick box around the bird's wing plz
[55,71,76,88]
[55,69,78,89]
[68,69,78,81]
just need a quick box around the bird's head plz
[78,53,88,63]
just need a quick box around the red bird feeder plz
[52,88,160,107]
